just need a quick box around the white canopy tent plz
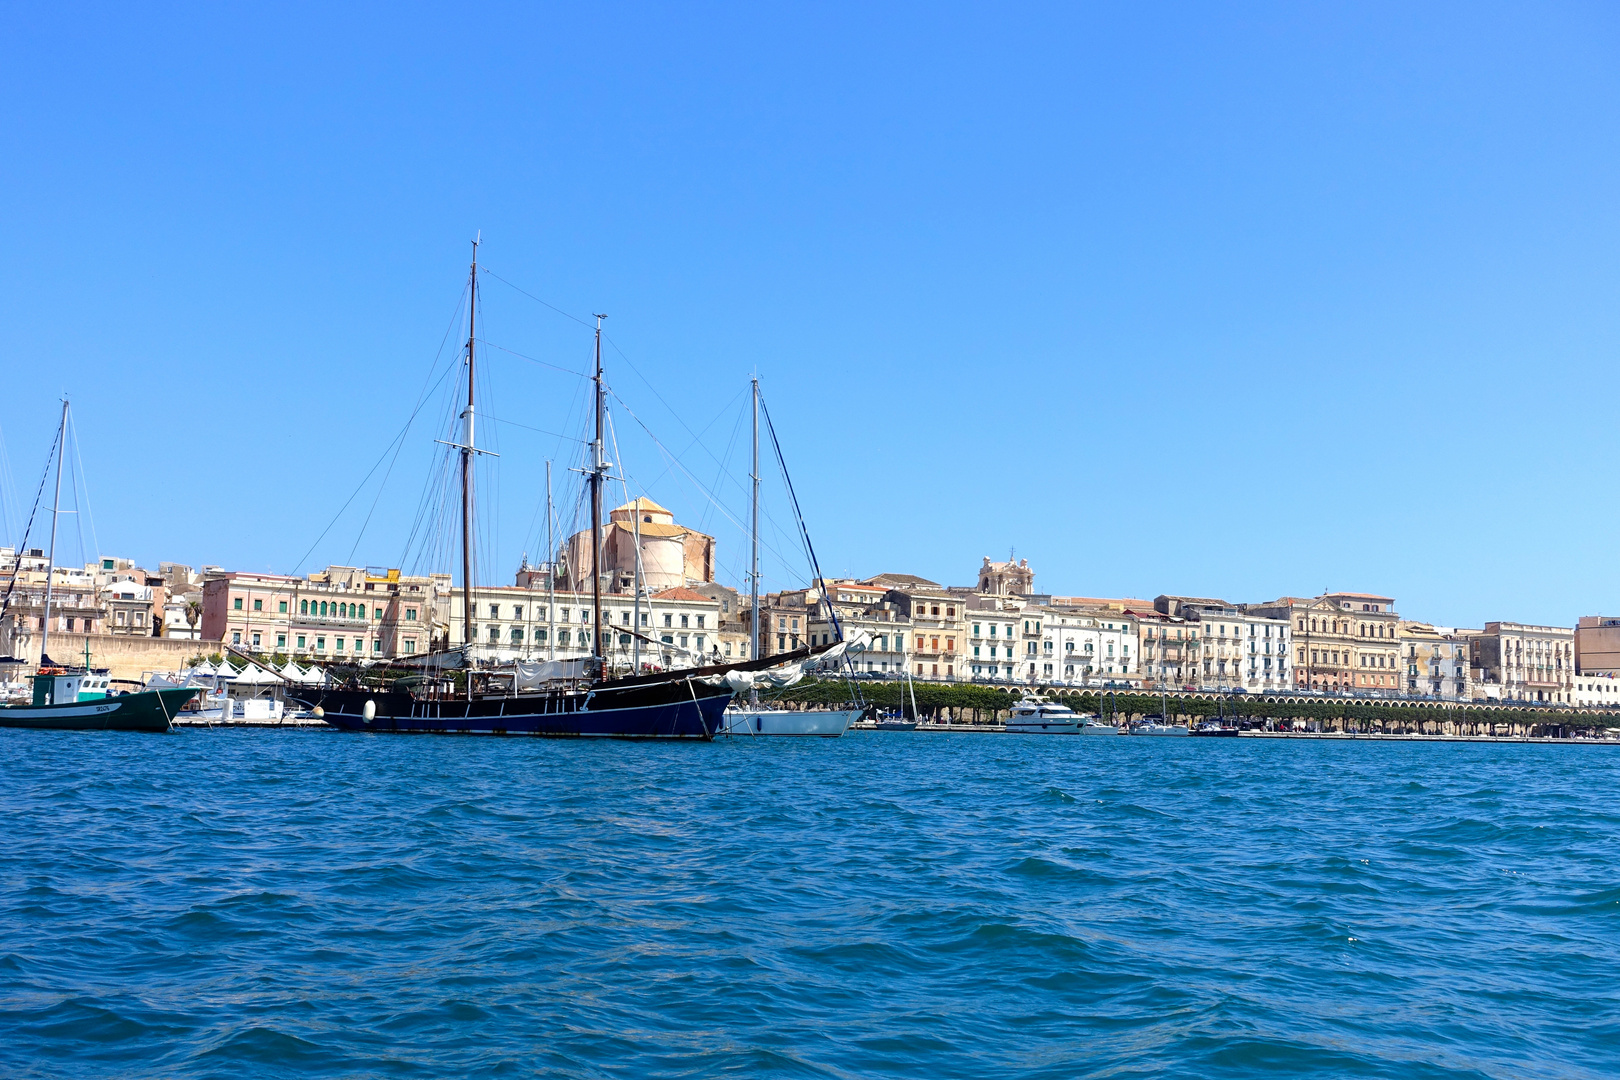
[231,663,282,687]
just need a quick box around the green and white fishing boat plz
[0,669,196,732]
[0,399,196,733]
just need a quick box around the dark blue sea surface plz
[2,729,1618,1079]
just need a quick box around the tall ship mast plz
[461,239,479,700]
[292,246,846,739]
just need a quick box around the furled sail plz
[513,658,594,688]
[700,630,873,693]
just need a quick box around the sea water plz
[2,729,1618,1079]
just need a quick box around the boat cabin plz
[1010,698,1076,720]
[30,671,111,706]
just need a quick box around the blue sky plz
[1,2,1617,628]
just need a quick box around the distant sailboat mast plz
[750,376,761,684]
[38,399,68,668]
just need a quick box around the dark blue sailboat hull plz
[303,677,732,739]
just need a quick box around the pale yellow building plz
[1249,591,1401,694]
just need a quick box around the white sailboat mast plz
[38,398,68,668]
[750,377,760,665]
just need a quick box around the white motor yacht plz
[1006,697,1083,734]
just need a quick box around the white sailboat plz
[872,642,923,730]
[1131,717,1190,736]
[720,377,856,738]
[1131,689,1189,735]
[1082,690,1121,734]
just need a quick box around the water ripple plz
[2,730,1618,1078]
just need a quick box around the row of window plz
[1505,640,1572,655]
[485,603,706,629]
[473,625,716,653]
[1203,623,1284,638]
[228,631,419,654]
[231,596,419,621]
[1299,617,1393,637]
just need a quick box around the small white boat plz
[1006,698,1082,734]
[1080,716,1120,735]
[722,707,859,737]
[1132,715,1189,736]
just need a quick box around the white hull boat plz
[1006,697,1086,734]
[722,707,859,737]
[1007,717,1079,734]
[1079,719,1121,735]
[1132,721,1190,736]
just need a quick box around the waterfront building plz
[753,591,808,660]
[1035,605,1141,686]
[103,579,157,636]
[202,566,448,661]
[91,558,171,637]
[1137,609,1193,689]
[1574,615,1620,674]
[1154,595,1291,692]
[690,582,751,662]
[880,583,964,681]
[1395,622,1474,701]
[157,565,206,641]
[1574,671,1620,708]
[448,580,723,670]
[804,581,908,673]
[1470,622,1575,704]
[1247,592,1400,694]
[966,606,1020,681]
[0,549,103,659]
[161,599,203,640]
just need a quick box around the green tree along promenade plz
[769,679,1620,734]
